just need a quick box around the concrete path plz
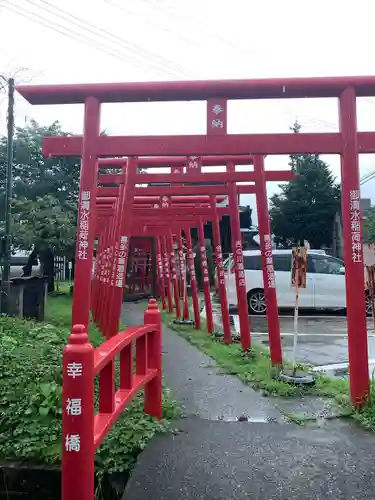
[121,301,280,422]
[121,301,375,500]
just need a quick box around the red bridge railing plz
[62,299,162,500]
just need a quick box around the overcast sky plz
[1,0,375,224]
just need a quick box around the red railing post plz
[144,299,162,419]
[62,324,94,500]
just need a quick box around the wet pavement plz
[206,295,375,378]
[121,301,375,500]
[124,415,375,500]
[121,301,283,423]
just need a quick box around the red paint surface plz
[339,88,369,405]
[197,220,214,334]
[254,156,282,365]
[17,75,375,105]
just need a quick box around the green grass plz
[53,280,73,294]
[0,292,179,489]
[45,290,103,346]
[352,378,375,430]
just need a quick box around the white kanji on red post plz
[161,196,170,208]
[212,104,224,115]
[66,362,83,378]
[65,434,81,452]
[187,156,200,172]
[212,119,224,129]
[349,190,362,263]
[234,240,246,287]
[66,398,82,416]
[77,190,91,260]
[350,189,360,200]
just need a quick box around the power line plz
[8,0,178,76]
[106,0,341,132]
[2,0,195,78]
[134,0,252,54]
[360,169,375,185]
[26,0,197,78]
[2,2,150,72]
[2,1,366,133]
[10,3,337,131]
[111,0,375,131]
[2,5,338,133]
[103,0,214,52]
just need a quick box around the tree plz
[0,120,80,205]
[269,121,341,249]
[0,120,81,290]
[363,207,375,243]
[12,195,77,255]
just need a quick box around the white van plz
[224,249,372,316]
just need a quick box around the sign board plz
[291,245,308,289]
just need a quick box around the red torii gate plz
[96,155,293,358]
[17,78,370,390]
[95,196,206,332]
[16,75,373,500]
[96,188,232,336]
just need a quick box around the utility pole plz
[1,77,15,314]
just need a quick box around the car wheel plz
[366,293,372,317]
[247,289,267,315]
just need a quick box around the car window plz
[10,256,39,267]
[307,255,314,273]
[242,253,292,272]
[243,255,262,270]
[10,257,29,267]
[273,254,291,272]
[310,255,344,275]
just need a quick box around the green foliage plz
[269,121,341,248]
[0,119,80,254]
[0,317,64,463]
[0,120,80,203]
[363,206,375,243]
[0,295,179,474]
[12,195,77,256]
[352,372,375,430]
